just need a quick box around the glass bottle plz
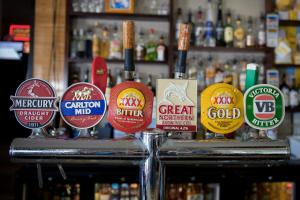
[258,14,266,47]
[77,29,86,58]
[110,183,120,200]
[216,0,224,46]
[70,29,78,59]
[188,10,196,46]
[204,0,216,47]
[280,73,290,108]
[156,35,167,61]
[290,78,299,108]
[83,68,89,82]
[145,28,157,61]
[115,69,123,85]
[85,29,93,59]
[146,74,155,94]
[224,12,234,47]
[109,26,122,59]
[234,16,245,48]
[205,56,216,86]
[129,183,139,200]
[72,184,80,200]
[99,184,111,200]
[92,22,101,58]
[100,26,110,59]
[246,17,255,47]
[149,0,158,14]
[105,69,114,104]
[197,60,206,92]
[175,8,183,43]
[120,183,130,200]
[195,7,205,47]
[136,30,146,60]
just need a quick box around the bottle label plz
[136,44,145,60]
[201,83,244,134]
[258,31,266,45]
[110,40,122,59]
[10,78,58,129]
[156,79,198,132]
[234,28,245,40]
[107,82,154,133]
[224,27,233,42]
[244,84,285,130]
[60,82,107,129]
[204,21,213,39]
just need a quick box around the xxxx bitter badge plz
[201,83,244,134]
[156,79,197,132]
[10,78,58,129]
[244,84,285,130]
[60,82,107,129]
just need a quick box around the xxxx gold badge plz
[201,83,244,134]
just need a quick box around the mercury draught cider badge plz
[107,82,153,133]
[60,82,106,129]
[10,78,58,129]
[244,84,285,130]
[201,83,244,134]
[156,79,197,132]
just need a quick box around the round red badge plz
[10,78,58,129]
[107,81,154,133]
[60,82,107,129]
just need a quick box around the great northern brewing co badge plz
[107,82,153,133]
[244,84,285,130]
[10,78,58,129]
[60,82,106,129]
[156,79,197,132]
[201,83,244,134]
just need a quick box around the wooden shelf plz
[186,46,271,53]
[274,64,300,68]
[279,20,300,26]
[68,58,168,65]
[69,12,170,21]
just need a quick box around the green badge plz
[244,84,285,130]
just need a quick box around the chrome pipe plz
[139,129,167,200]
[158,139,290,161]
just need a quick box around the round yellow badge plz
[117,88,145,110]
[201,83,244,134]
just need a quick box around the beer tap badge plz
[156,79,197,132]
[107,82,153,133]
[244,84,285,130]
[201,83,244,134]
[10,78,58,129]
[60,82,106,129]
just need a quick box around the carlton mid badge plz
[107,82,153,133]
[10,78,58,129]
[244,84,285,130]
[201,83,244,134]
[60,82,106,129]
[156,79,197,132]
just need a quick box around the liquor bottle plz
[110,183,120,200]
[175,8,183,43]
[290,78,298,108]
[280,73,290,107]
[70,29,78,59]
[83,68,89,82]
[246,17,255,47]
[224,12,234,47]
[146,74,155,94]
[205,56,216,86]
[186,183,196,200]
[72,184,80,200]
[188,56,198,79]
[136,30,146,60]
[231,59,239,88]
[156,35,167,61]
[216,0,224,46]
[134,72,142,82]
[61,184,71,200]
[188,10,196,46]
[168,184,178,200]
[145,28,157,61]
[100,27,110,59]
[70,69,80,84]
[214,65,224,83]
[115,68,123,84]
[77,29,86,58]
[149,0,158,14]
[234,16,245,48]
[120,183,130,200]
[92,22,101,58]
[197,60,206,91]
[195,7,205,47]
[109,26,122,59]
[85,29,93,59]
[239,58,247,91]
[129,183,139,200]
[258,14,266,47]
[99,184,111,200]
[204,0,216,47]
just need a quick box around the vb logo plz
[253,95,275,120]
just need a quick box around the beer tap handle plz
[175,23,191,79]
[37,163,43,188]
[123,21,135,81]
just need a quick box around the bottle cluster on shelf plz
[280,72,300,109]
[95,183,139,200]
[175,0,266,48]
[71,0,170,15]
[35,183,80,200]
[186,55,265,92]
[69,23,168,62]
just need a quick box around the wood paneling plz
[33,0,67,96]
